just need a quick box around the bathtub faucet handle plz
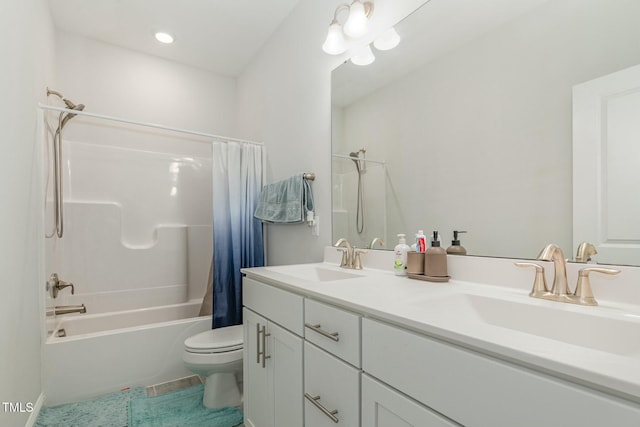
[48,273,75,298]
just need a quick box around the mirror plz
[331,0,640,264]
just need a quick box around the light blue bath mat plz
[128,384,243,427]
[35,386,146,427]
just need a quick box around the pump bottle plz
[425,231,448,280]
[446,230,467,255]
[394,234,411,276]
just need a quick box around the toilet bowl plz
[183,324,243,409]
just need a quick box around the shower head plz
[47,88,85,128]
[60,103,85,129]
[63,98,81,110]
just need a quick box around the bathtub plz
[43,300,211,405]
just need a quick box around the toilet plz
[183,324,243,409]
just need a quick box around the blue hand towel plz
[254,173,314,223]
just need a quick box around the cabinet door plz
[362,374,460,427]
[269,320,303,427]
[243,308,272,427]
[304,342,360,427]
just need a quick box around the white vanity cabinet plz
[242,278,304,427]
[303,299,362,426]
[362,374,459,427]
[362,318,640,427]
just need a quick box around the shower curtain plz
[212,141,264,328]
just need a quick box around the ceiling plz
[48,0,302,77]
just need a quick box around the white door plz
[574,63,640,265]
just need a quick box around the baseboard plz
[24,393,44,427]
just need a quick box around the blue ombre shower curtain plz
[212,141,264,328]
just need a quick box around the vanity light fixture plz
[350,44,375,66]
[373,27,400,51]
[154,32,175,44]
[322,1,374,55]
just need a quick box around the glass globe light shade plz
[373,27,400,51]
[322,22,347,55]
[343,1,368,38]
[350,44,375,66]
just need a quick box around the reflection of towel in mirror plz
[254,173,314,223]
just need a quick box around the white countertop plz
[242,255,640,405]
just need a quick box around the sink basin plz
[419,293,640,357]
[264,264,363,282]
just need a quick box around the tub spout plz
[54,304,87,315]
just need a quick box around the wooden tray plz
[407,273,450,283]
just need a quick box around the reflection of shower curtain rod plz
[38,103,263,146]
[331,153,386,165]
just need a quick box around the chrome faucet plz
[517,243,621,306]
[575,242,597,263]
[47,273,75,298]
[537,243,571,301]
[334,238,354,268]
[334,238,365,269]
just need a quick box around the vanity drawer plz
[304,298,361,366]
[362,318,640,427]
[304,342,360,427]
[243,277,303,336]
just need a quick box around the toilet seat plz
[184,325,243,354]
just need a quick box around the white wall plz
[55,32,237,139]
[0,0,55,425]
[338,0,640,259]
[236,0,426,265]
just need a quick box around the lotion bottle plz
[394,234,411,276]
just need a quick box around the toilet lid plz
[185,325,243,354]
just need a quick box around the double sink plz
[260,262,640,365]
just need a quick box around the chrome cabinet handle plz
[260,325,271,368]
[256,323,261,364]
[304,393,339,423]
[305,323,340,342]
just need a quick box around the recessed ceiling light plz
[154,32,174,44]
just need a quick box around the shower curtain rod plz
[38,103,263,146]
[332,153,386,165]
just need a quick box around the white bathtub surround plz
[43,301,210,405]
[245,248,640,407]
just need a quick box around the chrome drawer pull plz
[305,323,340,342]
[261,325,271,368]
[256,323,261,364]
[304,393,339,423]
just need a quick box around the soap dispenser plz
[424,231,449,281]
[446,230,467,255]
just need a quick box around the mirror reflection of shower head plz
[349,148,366,173]
[349,151,361,172]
